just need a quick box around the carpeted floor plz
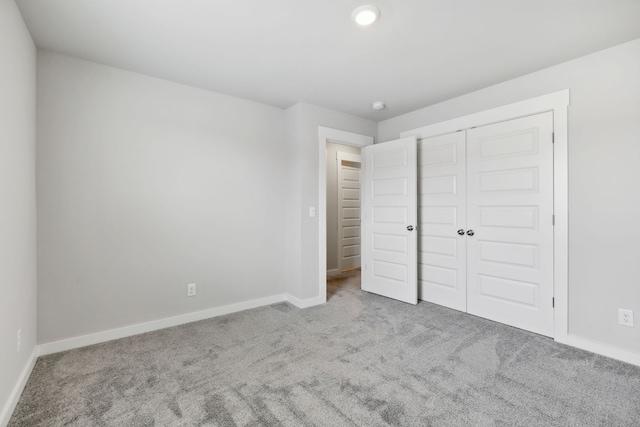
[9,270,640,426]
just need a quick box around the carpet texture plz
[9,270,640,426]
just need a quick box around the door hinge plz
[552,297,555,308]
[552,215,555,226]
[552,132,555,143]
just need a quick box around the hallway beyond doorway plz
[327,268,360,301]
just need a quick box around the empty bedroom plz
[2,0,640,425]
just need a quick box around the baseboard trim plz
[566,334,640,366]
[38,294,287,356]
[326,269,340,278]
[286,294,325,309]
[0,347,38,427]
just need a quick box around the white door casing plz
[397,90,567,341]
[418,131,467,311]
[337,152,361,272]
[361,136,418,304]
[466,112,554,336]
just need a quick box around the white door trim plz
[400,89,570,343]
[319,127,374,304]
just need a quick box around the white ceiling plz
[16,0,640,121]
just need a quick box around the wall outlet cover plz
[618,308,634,327]
[187,283,196,297]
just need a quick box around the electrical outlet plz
[17,329,22,353]
[187,283,196,297]
[618,309,634,327]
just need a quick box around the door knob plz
[407,225,414,231]
[457,229,465,236]
[466,230,474,236]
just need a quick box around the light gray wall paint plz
[37,51,288,344]
[285,103,377,301]
[379,38,640,355]
[326,142,361,273]
[284,105,303,299]
[0,0,37,419]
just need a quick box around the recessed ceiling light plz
[352,5,380,26]
[372,101,385,110]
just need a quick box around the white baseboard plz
[286,294,325,309]
[38,294,287,356]
[0,347,38,427]
[566,334,640,366]
[326,269,340,278]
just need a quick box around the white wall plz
[284,105,303,301]
[326,142,361,273]
[379,38,640,356]
[285,103,376,301]
[0,0,37,422]
[37,51,288,344]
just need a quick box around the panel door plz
[361,136,418,304]
[417,131,467,311]
[337,152,362,271]
[466,112,554,336]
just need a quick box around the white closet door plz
[362,136,418,304]
[417,131,467,311]
[466,112,554,337]
[337,152,361,271]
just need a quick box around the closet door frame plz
[400,90,569,343]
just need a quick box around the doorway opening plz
[318,127,374,305]
[326,142,361,300]
[327,268,361,301]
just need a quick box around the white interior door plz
[337,152,361,272]
[417,131,467,311]
[466,112,554,336]
[361,136,418,304]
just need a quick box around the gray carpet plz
[9,270,640,426]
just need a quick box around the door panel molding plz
[417,131,467,311]
[337,151,362,272]
[361,136,418,304]
[466,112,554,337]
[401,89,569,343]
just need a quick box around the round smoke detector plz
[372,101,385,110]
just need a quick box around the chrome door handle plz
[457,229,465,236]
[466,230,474,236]
[407,225,414,231]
